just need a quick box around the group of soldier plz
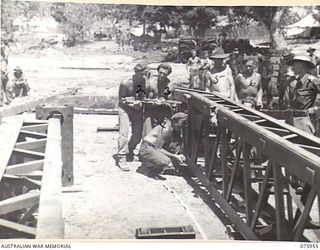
[186,46,320,134]
[115,62,187,176]
[116,45,320,177]
[1,41,30,107]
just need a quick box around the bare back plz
[143,120,173,148]
[187,56,202,73]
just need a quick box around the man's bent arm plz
[159,148,178,159]
[229,74,238,102]
[118,80,131,106]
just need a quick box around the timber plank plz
[22,124,48,133]
[20,130,47,139]
[243,142,253,225]
[273,163,288,240]
[0,91,72,118]
[15,139,47,150]
[0,218,36,236]
[6,160,44,175]
[18,204,38,224]
[0,191,40,216]
[13,148,45,160]
[36,118,64,239]
[186,157,258,240]
[0,119,23,182]
[293,188,317,241]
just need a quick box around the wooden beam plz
[207,129,220,179]
[217,109,320,191]
[2,174,41,190]
[0,119,23,183]
[273,162,288,240]
[252,119,267,124]
[186,156,258,240]
[250,162,272,230]
[22,124,48,133]
[226,143,242,202]
[36,118,64,239]
[0,90,72,118]
[0,191,40,216]
[18,204,38,224]
[296,144,320,157]
[175,88,320,148]
[6,160,44,175]
[20,130,47,139]
[23,120,48,126]
[243,142,253,226]
[14,172,43,180]
[230,108,243,112]
[13,148,45,160]
[73,108,118,115]
[293,188,317,241]
[220,126,229,197]
[288,186,305,212]
[282,134,298,140]
[96,126,119,132]
[0,218,36,236]
[15,139,47,150]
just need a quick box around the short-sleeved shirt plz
[287,74,320,110]
[310,54,320,66]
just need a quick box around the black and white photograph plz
[1,0,320,243]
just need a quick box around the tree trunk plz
[270,7,287,51]
[142,19,146,35]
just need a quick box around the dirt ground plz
[62,114,230,239]
[8,41,188,102]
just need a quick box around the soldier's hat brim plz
[287,55,315,69]
[13,67,23,72]
[209,53,231,59]
[307,47,316,53]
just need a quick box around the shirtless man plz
[235,60,263,109]
[199,51,213,90]
[139,112,187,174]
[147,63,174,99]
[143,63,174,137]
[186,49,202,89]
[115,63,147,170]
[204,52,238,101]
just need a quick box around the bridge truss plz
[173,87,320,241]
[0,117,63,239]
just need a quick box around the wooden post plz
[0,119,23,183]
[242,141,253,225]
[36,105,74,186]
[220,126,228,198]
[273,162,288,240]
[203,107,210,173]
